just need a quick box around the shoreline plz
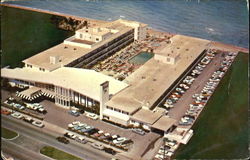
[1,3,248,53]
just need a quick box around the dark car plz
[104,147,116,155]
[87,128,99,135]
[56,136,69,144]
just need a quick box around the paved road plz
[2,138,51,160]
[1,115,112,160]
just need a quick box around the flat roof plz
[1,67,128,101]
[152,116,177,131]
[77,27,111,36]
[22,43,91,71]
[106,35,210,114]
[131,108,162,125]
[23,24,132,71]
[154,35,200,58]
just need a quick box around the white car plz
[164,103,173,108]
[155,153,164,159]
[179,83,189,90]
[166,151,174,157]
[32,121,44,128]
[11,112,23,119]
[176,88,185,94]
[91,143,104,150]
[198,63,206,68]
[86,113,99,120]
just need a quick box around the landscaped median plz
[40,146,83,160]
[1,127,18,139]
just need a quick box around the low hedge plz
[2,103,44,120]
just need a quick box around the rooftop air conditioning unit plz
[50,56,60,64]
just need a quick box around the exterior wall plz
[75,29,112,42]
[138,25,147,41]
[64,38,93,49]
[24,63,50,72]
[99,81,109,120]
[108,115,129,126]
[55,86,71,107]
[119,20,147,41]
[70,29,134,68]
[103,109,130,126]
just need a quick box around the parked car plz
[155,154,164,159]
[56,136,69,144]
[68,110,80,117]
[38,108,47,114]
[91,143,104,150]
[113,137,127,144]
[86,113,98,120]
[179,83,189,90]
[32,121,44,128]
[64,132,76,139]
[75,136,88,144]
[104,147,116,155]
[1,109,11,115]
[11,112,23,119]
[23,116,34,123]
[176,88,185,94]
[13,103,25,110]
[132,128,145,135]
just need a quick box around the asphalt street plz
[1,115,113,160]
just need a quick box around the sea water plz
[3,0,249,48]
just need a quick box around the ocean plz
[2,0,249,48]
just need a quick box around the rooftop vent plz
[50,56,60,64]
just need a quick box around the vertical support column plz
[100,81,109,120]
[85,96,88,107]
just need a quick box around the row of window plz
[106,106,129,115]
[83,33,134,67]
[68,29,134,67]
[27,64,32,68]
[85,37,134,68]
[39,68,45,71]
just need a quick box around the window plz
[107,106,113,110]
[122,111,129,115]
[39,68,45,72]
[96,38,99,41]
[114,108,121,112]
[80,34,82,38]
[27,64,32,68]
[167,57,171,62]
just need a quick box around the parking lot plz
[164,51,226,121]
[41,100,161,158]
[1,88,162,159]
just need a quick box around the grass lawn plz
[1,127,18,139]
[174,52,249,159]
[1,6,73,68]
[40,146,83,160]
